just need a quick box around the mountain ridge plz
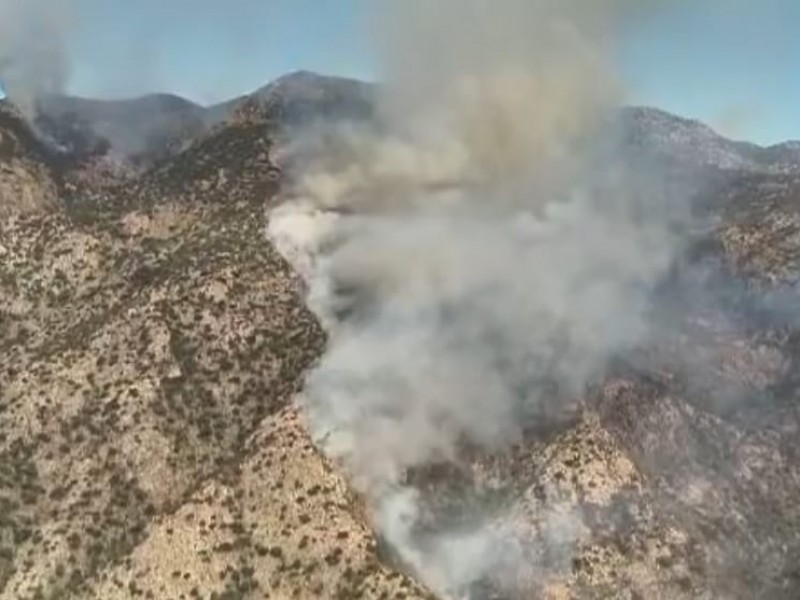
[7,71,798,175]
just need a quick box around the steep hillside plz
[25,72,375,172]
[34,94,207,166]
[269,163,800,599]
[0,102,59,216]
[0,104,431,600]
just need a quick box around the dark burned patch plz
[464,578,516,600]
[405,461,512,535]
[593,373,800,599]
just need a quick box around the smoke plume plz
[0,0,73,115]
[267,1,682,597]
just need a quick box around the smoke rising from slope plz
[267,1,682,597]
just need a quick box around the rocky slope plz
[620,107,800,174]
[1,75,800,600]
[33,94,208,167]
[0,103,430,600]
[268,135,800,598]
[0,103,60,217]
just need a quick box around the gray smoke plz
[0,0,73,116]
[0,0,297,111]
[267,1,681,597]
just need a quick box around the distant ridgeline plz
[2,71,798,178]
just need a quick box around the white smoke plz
[267,1,679,597]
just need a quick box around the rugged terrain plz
[1,73,800,599]
[0,88,430,600]
[28,71,374,170]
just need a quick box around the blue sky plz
[66,0,372,104]
[620,0,800,145]
[4,0,798,144]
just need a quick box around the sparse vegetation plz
[2,68,800,600]
[0,98,428,600]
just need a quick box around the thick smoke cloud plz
[267,0,680,597]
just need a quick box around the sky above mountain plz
[1,0,797,145]
[620,0,799,145]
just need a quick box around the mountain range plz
[12,71,798,176]
[1,71,800,599]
